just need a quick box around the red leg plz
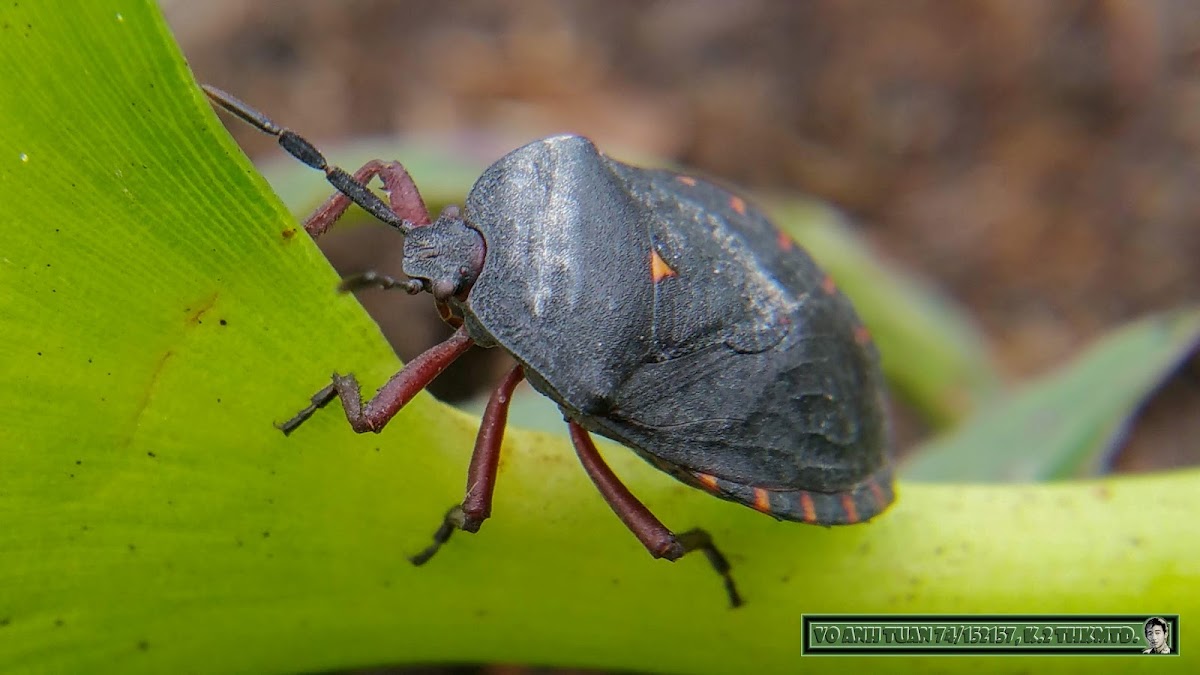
[302,159,432,237]
[568,422,743,607]
[410,364,526,565]
[461,365,526,527]
[278,328,473,435]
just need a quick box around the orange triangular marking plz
[650,249,676,282]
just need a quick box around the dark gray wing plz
[582,165,888,490]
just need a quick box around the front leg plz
[301,159,432,238]
[279,327,474,435]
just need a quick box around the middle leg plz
[568,421,743,607]
[410,364,527,565]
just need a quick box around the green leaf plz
[1,2,1197,675]
[904,307,1200,481]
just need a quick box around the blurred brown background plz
[167,0,1199,473]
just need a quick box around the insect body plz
[205,86,894,608]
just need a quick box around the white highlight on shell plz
[19,153,28,163]
[116,13,124,22]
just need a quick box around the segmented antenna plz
[202,85,413,235]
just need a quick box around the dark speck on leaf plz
[262,531,270,538]
[54,618,63,627]
[75,460,82,465]
[219,319,227,326]
[147,451,156,458]
[128,543,137,552]
[137,640,149,651]
[0,617,9,627]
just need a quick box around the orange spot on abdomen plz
[676,175,697,187]
[729,195,746,215]
[840,494,860,523]
[799,492,817,523]
[753,488,772,513]
[695,473,719,491]
[776,230,794,251]
[650,249,677,282]
[868,479,886,508]
[821,275,837,295]
[853,325,872,345]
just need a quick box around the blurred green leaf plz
[904,307,1200,481]
[0,2,1197,675]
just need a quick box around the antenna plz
[202,85,413,235]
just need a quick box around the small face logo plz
[1143,617,1170,654]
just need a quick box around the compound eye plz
[431,278,457,302]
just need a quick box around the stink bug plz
[205,85,894,607]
